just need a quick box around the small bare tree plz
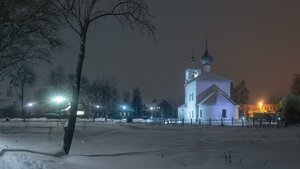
[89,77,119,121]
[231,80,249,105]
[51,0,155,154]
[122,91,131,104]
[8,64,37,121]
[66,73,89,101]
[45,66,66,93]
[290,74,300,95]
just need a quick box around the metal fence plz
[0,117,287,127]
[151,117,284,127]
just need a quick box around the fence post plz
[209,118,211,126]
[242,118,244,126]
[232,117,233,126]
[252,117,255,126]
[191,118,192,125]
[199,118,201,126]
[260,118,262,127]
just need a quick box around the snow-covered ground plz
[0,120,300,169]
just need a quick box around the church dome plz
[201,50,213,65]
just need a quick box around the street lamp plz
[93,105,100,121]
[122,105,127,118]
[54,96,65,104]
[258,100,264,112]
[53,96,66,120]
[150,106,156,121]
[27,102,34,119]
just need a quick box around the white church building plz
[178,46,239,123]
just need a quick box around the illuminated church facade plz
[178,45,239,123]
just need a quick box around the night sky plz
[38,0,300,105]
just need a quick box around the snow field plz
[0,121,300,169]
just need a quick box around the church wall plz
[177,106,186,119]
[196,81,231,96]
[198,105,239,121]
[185,81,197,120]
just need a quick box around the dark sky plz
[38,0,300,105]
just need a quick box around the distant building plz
[178,41,239,123]
[157,100,175,118]
[240,103,280,117]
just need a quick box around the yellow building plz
[240,103,280,117]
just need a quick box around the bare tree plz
[66,73,89,100]
[268,95,282,104]
[51,0,155,154]
[0,0,62,79]
[8,64,37,121]
[45,66,66,93]
[89,77,119,121]
[290,74,300,95]
[122,91,131,104]
[131,87,142,117]
[231,80,249,105]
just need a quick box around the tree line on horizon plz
[231,74,300,125]
[2,65,149,120]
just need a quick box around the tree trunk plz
[63,27,87,154]
[21,86,25,122]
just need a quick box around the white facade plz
[178,49,239,124]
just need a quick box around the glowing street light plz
[53,96,66,120]
[27,102,34,119]
[258,101,263,112]
[122,105,127,110]
[258,102,262,108]
[54,96,65,104]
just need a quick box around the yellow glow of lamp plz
[258,101,264,112]
[259,102,262,108]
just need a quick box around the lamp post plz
[27,102,33,119]
[93,105,100,122]
[258,101,263,112]
[150,106,154,116]
[150,106,156,123]
[54,96,65,120]
[122,105,127,118]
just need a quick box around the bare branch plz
[50,0,81,35]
